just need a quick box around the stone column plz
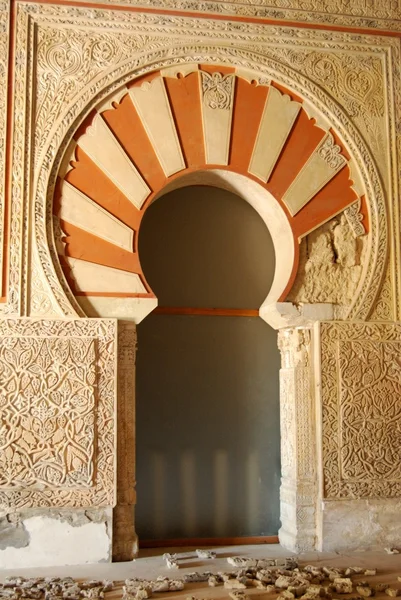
[112,321,138,561]
[277,327,318,552]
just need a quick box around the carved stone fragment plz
[228,592,250,600]
[196,549,216,559]
[183,573,212,583]
[122,586,152,600]
[375,584,389,592]
[208,576,222,587]
[227,557,257,568]
[356,587,375,597]
[333,579,353,594]
[279,591,295,600]
[224,580,248,590]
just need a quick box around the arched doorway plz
[45,61,379,557]
[136,184,281,540]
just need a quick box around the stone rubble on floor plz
[1,554,400,600]
[0,578,113,600]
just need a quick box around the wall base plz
[0,508,112,568]
[320,499,401,552]
[279,525,317,554]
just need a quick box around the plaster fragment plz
[208,576,222,587]
[356,587,375,597]
[228,592,250,600]
[333,579,353,594]
[196,549,216,559]
[227,557,258,568]
[279,591,295,600]
[122,585,152,600]
[183,573,212,583]
[374,584,389,592]
[224,581,247,590]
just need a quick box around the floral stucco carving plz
[344,199,366,238]
[0,319,117,515]
[268,49,389,187]
[0,337,96,488]
[200,71,235,110]
[320,322,401,499]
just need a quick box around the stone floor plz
[1,544,401,599]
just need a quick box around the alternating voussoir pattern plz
[53,63,368,319]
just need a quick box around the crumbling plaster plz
[287,214,367,310]
[0,510,111,568]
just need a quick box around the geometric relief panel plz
[0,319,117,514]
[320,322,401,499]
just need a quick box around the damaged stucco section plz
[287,214,366,309]
[0,515,30,550]
[0,508,112,568]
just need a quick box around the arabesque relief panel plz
[320,321,401,499]
[0,318,117,515]
[0,336,96,489]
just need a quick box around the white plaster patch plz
[0,516,110,568]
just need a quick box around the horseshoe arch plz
[50,63,376,326]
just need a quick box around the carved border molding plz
[0,0,9,303]
[319,321,401,499]
[278,327,318,552]
[0,318,117,514]
[35,0,401,33]
[4,3,400,322]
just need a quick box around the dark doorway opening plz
[136,185,281,541]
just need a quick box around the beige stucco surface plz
[0,0,400,568]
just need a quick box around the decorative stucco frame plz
[0,0,401,559]
[12,6,401,321]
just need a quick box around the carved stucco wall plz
[0,0,400,564]
[0,319,117,514]
[0,318,117,567]
[316,322,401,550]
